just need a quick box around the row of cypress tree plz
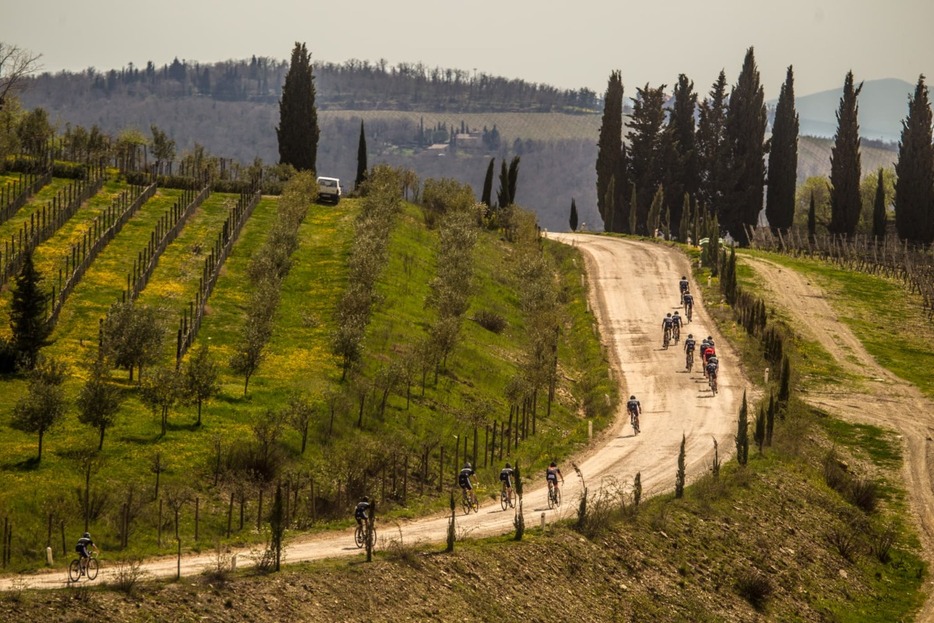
[596,48,934,246]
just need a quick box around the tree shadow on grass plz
[3,456,41,471]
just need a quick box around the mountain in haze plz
[779,77,919,143]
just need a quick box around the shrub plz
[848,477,878,513]
[474,310,507,334]
[735,570,773,611]
[869,522,896,563]
[826,522,860,562]
[822,451,849,494]
[111,558,147,594]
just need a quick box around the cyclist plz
[702,337,716,366]
[706,355,720,390]
[458,462,477,505]
[671,311,683,343]
[545,461,564,499]
[499,462,515,503]
[627,395,642,434]
[661,313,674,347]
[354,496,370,528]
[679,275,690,304]
[682,291,694,320]
[75,532,98,575]
[683,333,697,370]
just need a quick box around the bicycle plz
[685,349,694,372]
[547,481,562,509]
[68,552,99,582]
[630,409,641,435]
[354,521,376,548]
[709,373,718,395]
[672,323,681,344]
[461,487,479,514]
[662,328,671,349]
[500,484,515,510]
[685,302,693,322]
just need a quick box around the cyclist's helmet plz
[464,462,471,469]
[681,275,686,280]
[688,334,693,339]
[505,462,511,469]
[630,395,635,400]
[83,532,90,539]
[666,312,672,317]
[361,496,369,503]
[550,461,557,467]
[673,311,680,316]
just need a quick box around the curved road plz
[0,235,746,590]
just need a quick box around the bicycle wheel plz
[86,557,99,580]
[547,485,555,509]
[354,524,365,548]
[471,493,479,513]
[555,488,562,507]
[500,488,508,511]
[686,353,693,372]
[462,491,472,514]
[68,559,81,582]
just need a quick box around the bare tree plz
[0,42,42,111]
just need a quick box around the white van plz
[316,177,342,204]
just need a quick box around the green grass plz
[740,250,934,397]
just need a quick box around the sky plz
[3,0,932,100]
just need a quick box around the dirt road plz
[0,235,746,591]
[742,256,934,621]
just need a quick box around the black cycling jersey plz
[76,536,94,555]
[499,467,514,487]
[679,279,689,293]
[684,338,696,352]
[671,315,682,328]
[627,399,641,414]
[354,501,370,520]
[545,466,561,482]
[458,467,475,488]
[683,293,694,306]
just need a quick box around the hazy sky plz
[3,0,932,99]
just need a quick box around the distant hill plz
[777,78,919,143]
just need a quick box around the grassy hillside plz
[0,175,615,569]
[2,242,926,622]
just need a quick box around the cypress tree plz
[507,156,520,205]
[481,157,495,207]
[355,120,368,189]
[766,392,775,446]
[679,194,692,244]
[603,178,616,232]
[894,75,934,243]
[675,433,686,498]
[766,66,799,233]
[9,252,51,370]
[569,198,579,232]
[735,390,749,466]
[722,48,767,245]
[754,406,766,454]
[778,355,791,409]
[276,42,319,172]
[828,71,863,237]
[596,71,624,231]
[628,83,668,234]
[496,160,510,208]
[872,168,887,239]
[667,74,698,239]
[696,71,729,217]
[628,186,638,235]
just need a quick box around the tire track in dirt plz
[744,256,934,621]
